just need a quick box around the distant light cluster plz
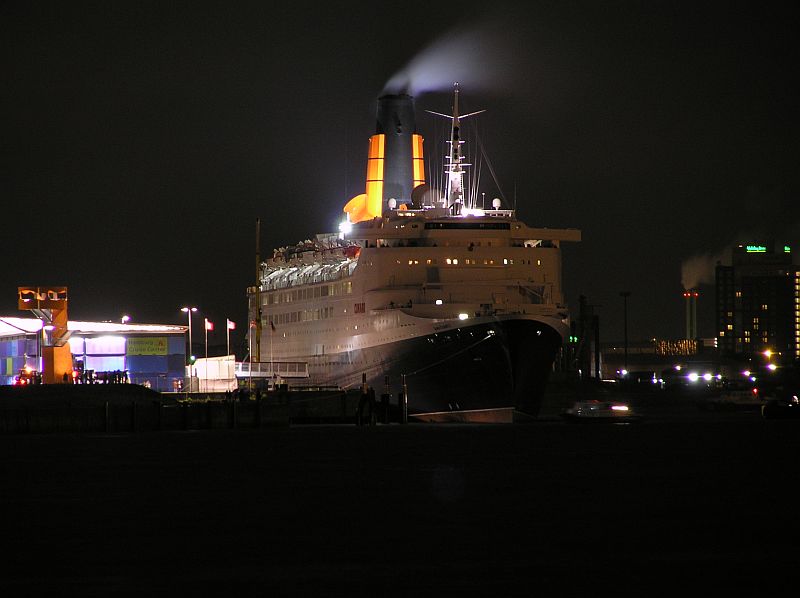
[655,339,698,356]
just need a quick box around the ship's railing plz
[235,361,309,378]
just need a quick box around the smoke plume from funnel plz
[383,15,521,97]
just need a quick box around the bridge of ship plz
[234,361,309,379]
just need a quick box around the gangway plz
[235,361,309,379]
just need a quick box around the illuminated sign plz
[785,246,791,253]
[126,337,168,355]
[746,245,767,253]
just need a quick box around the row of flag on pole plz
[202,318,237,332]
[202,319,277,332]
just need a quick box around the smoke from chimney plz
[680,248,729,290]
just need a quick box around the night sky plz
[4,1,799,351]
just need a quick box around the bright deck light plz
[458,313,469,320]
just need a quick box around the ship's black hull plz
[306,318,563,417]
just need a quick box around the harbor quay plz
[0,379,770,434]
[1,390,797,595]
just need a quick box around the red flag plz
[226,319,236,330]
[205,318,214,331]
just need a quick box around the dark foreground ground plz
[2,392,799,596]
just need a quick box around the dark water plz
[1,403,797,596]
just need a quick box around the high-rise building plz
[715,241,800,363]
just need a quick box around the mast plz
[255,218,261,363]
[447,83,464,212]
[427,83,484,214]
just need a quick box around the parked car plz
[761,387,800,419]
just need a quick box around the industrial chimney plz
[683,290,698,339]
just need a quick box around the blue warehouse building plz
[0,317,187,390]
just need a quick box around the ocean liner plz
[247,85,580,418]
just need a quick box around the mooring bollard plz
[381,393,390,424]
[401,374,408,424]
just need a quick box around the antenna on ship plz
[426,82,484,214]
[513,183,517,214]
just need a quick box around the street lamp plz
[620,291,631,373]
[181,307,198,365]
[121,315,131,324]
